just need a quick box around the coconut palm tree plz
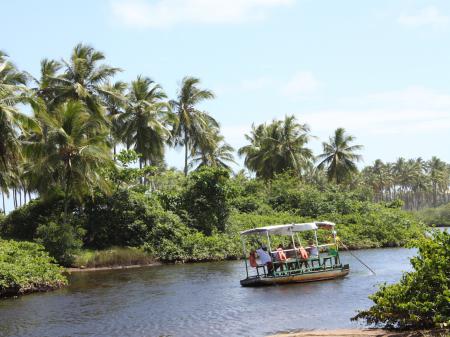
[40,43,121,117]
[427,156,448,207]
[190,126,235,171]
[25,100,114,219]
[119,76,171,169]
[171,76,216,176]
[100,81,127,157]
[238,115,313,179]
[317,128,363,184]
[0,51,34,211]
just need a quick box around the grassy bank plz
[0,240,67,297]
[414,203,450,227]
[73,247,156,269]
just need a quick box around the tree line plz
[1,43,449,215]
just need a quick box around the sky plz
[2,0,450,210]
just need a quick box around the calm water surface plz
[0,248,415,337]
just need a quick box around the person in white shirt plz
[307,240,319,257]
[256,245,273,274]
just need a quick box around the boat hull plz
[240,264,350,287]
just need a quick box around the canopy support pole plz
[266,231,272,253]
[241,236,249,278]
[314,230,319,248]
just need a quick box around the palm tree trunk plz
[63,164,72,223]
[13,189,17,209]
[1,191,5,214]
[184,132,189,177]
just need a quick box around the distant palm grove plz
[1,44,449,214]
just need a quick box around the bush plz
[0,239,67,297]
[0,195,65,240]
[353,230,450,329]
[181,167,234,235]
[82,190,170,249]
[35,221,84,266]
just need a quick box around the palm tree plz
[238,115,313,179]
[317,128,363,184]
[427,156,448,207]
[100,81,127,157]
[25,100,113,220]
[0,50,33,211]
[40,43,121,117]
[120,76,171,169]
[171,76,216,176]
[190,127,235,171]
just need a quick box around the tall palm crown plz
[191,126,235,171]
[171,76,217,176]
[99,81,127,156]
[120,76,171,167]
[238,115,312,180]
[40,43,121,116]
[0,51,31,178]
[25,100,113,217]
[317,127,363,184]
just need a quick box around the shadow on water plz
[0,248,415,337]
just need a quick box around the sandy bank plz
[66,262,161,273]
[270,328,448,337]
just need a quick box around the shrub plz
[181,167,234,235]
[82,190,168,248]
[35,221,84,266]
[353,230,450,329]
[0,239,67,297]
[0,195,65,240]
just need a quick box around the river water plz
[0,247,417,337]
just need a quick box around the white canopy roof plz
[240,221,335,236]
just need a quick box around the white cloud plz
[111,0,294,28]
[398,6,449,29]
[300,86,450,135]
[280,71,320,98]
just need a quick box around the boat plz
[239,221,350,287]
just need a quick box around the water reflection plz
[0,248,414,337]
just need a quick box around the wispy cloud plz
[280,71,320,98]
[300,86,450,135]
[398,6,449,29]
[110,0,295,28]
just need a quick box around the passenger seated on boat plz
[298,246,309,260]
[307,240,319,257]
[286,243,296,258]
[256,246,273,274]
[274,244,287,271]
[249,249,258,267]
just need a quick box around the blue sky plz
[2,0,450,185]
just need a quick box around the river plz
[0,247,418,337]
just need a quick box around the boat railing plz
[247,247,341,278]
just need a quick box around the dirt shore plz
[270,329,448,337]
[65,262,161,273]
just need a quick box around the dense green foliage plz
[353,230,450,329]
[0,167,426,266]
[414,203,450,227]
[0,239,66,297]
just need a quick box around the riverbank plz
[0,239,67,298]
[66,261,161,272]
[270,329,448,337]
